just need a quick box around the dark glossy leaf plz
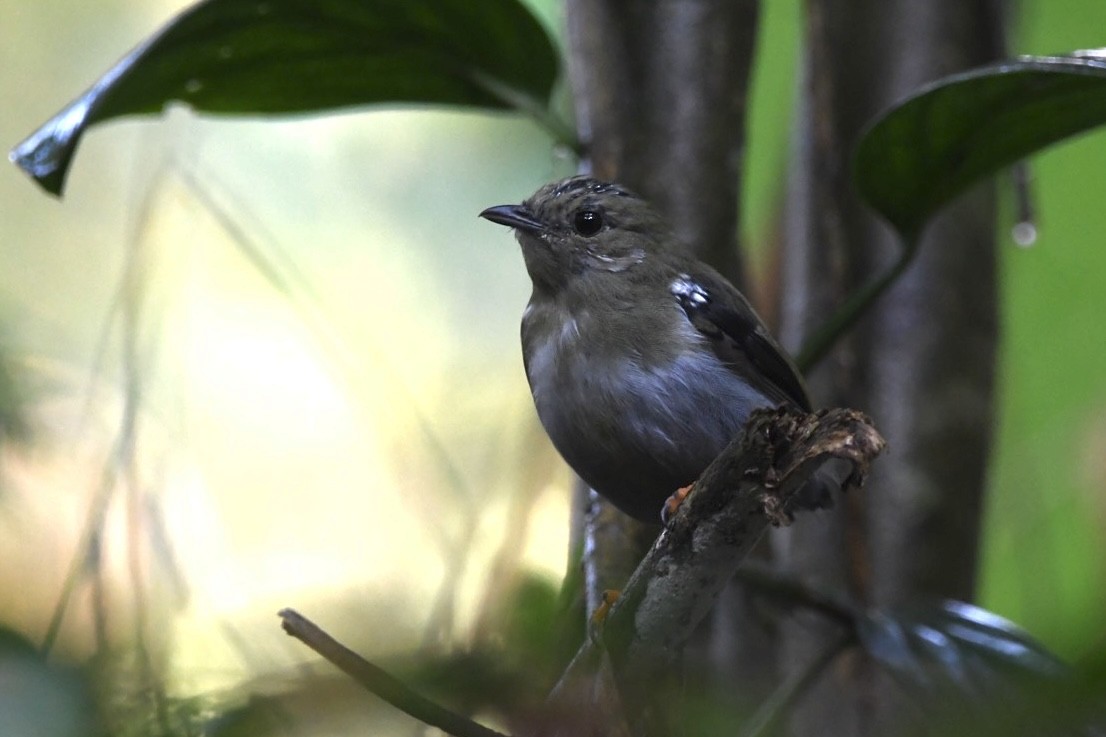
[11,0,561,196]
[856,611,930,684]
[856,599,1066,702]
[921,600,1067,676]
[909,624,969,687]
[855,52,1106,238]
[737,571,1094,735]
[898,651,1106,737]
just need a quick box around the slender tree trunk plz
[563,0,761,603]
[778,1,1004,734]
[565,0,759,276]
[562,0,778,712]
[562,1,1004,734]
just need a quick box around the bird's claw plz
[661,484,694,524]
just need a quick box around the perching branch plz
[278,608,511,737]
[548,407,885,735]
[563,0,764,621]
[278,409,883,737]
[737,633,853,737]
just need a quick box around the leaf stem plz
[737,634,852,737]
[468,70,581,154]
[796,234,919,372]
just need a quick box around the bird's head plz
[480,176,669,295]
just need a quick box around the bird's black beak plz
[479,204,545,234]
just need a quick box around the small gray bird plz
[480,176,832,523]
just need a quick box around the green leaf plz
[855,52,1106,239]
[10,0,562,196]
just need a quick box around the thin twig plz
[120,185,169,730]
[41,437,122,655]
[278,609,513,737]
[737,634,852,737]
[733,563,861,626]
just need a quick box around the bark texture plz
[549,409,885,737]
[561,1,1003,734]
[565,0,759,278]
[778,1,1003,734]
[563,0,762,619]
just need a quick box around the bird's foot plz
[661,484,694,525]
[589,589,621,636]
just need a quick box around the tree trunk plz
[563,0,762,618]
[778,1,1004,734]
[562,0,784,711]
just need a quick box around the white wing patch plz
[670,274,709,306]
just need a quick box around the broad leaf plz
[855,52,1106,238]
[734,571,1090,737]
[857,599,1066,700]
[11,0,561,196]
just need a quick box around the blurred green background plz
[0,0,1103,719]
[983,2,1106,657]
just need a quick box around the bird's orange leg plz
[590,589,622,629]
[662,483,694,524]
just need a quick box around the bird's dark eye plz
[573,209,604,236]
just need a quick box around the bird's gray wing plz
[670,268,812,412]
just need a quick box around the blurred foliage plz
[405,572,564,715]
[982,2,1106,657]
[728,567,1098,737]
[900,650,1106,737]
[0,627,100,737]
[0,347,29,445]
